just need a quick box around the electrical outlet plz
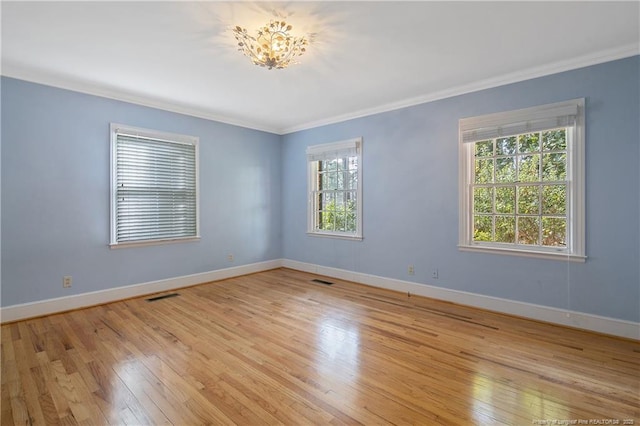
[63,276,72,288]
[227,254,234,262]
[432,268,439,279]
[408,265,415,275]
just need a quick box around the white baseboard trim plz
[0,259,282,323]
[3,258,637,340]
[282,259,640,340]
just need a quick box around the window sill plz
[110,236,201,249]
[307,231,363,241]
[458,244,586,262]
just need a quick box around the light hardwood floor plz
[2,268,639,425]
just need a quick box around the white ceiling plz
[2,1,639,134]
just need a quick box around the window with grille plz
[307,138,363,240]
[458,99,585,261]
[110,124,199,247]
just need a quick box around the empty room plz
[1,1,639,425]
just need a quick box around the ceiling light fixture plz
[232,20,308,70]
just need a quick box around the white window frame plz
[307,137,363,240]
[458,99,585,262]
[110,123,200,248]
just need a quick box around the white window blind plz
[110,124,199,246]
[460,100,579,144]
[306,139,359,161]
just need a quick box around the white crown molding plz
[281,43,640,134]
[0,259,282,324]
[0,62,281,135]
[282,259,640,340]
[2,44,638,136]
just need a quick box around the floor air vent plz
[311,279,333,285]
[146,293,180,302]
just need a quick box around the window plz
[307,138,363,240]
[459,99,585,261]
[110,124,199,247]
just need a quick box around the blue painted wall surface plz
[2,56,639,323]
[1,77,282,307]
[282,56,640,322]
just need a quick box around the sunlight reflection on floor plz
[316,316,361,380]
[472,373,571,424]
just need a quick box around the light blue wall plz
[1,77,282,307]
[282,56,640,323]
[2,56,639,323]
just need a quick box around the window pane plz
[337,157,348,171]
[475,140,494,157]
[346,214,356,232]
[496,137,516,156]
[337,171,346,190]
[315,192,322,208]
[346,191,357,232]
[475,159,494,184]
[517,185,539,214]
[347,170,358,189]
[495,186,515,214]
[542,217,566,247]
[518,217,540,245]
[348,156,358,171]
[495,157,516,183]
[334,211,346,231]
[324,159,338,171]
[331,172,340,189]
[542,153,566,181]
[473,215,492,242]
[542,185,566,215]
[320,172,331,190]
[474,187,493,213]
[318,214,327,230]
[495,216,515,243]
[320,196,336,230]
[542,129,566,151]
[325,212,335,231]
[518,133,540,153]
[316,208,323,230]
[324,191,336,207]
[517,154,540,182]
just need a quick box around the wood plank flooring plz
[2,268,639,425]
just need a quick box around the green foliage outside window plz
[472,129,568,247]
[319,199,357,232]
